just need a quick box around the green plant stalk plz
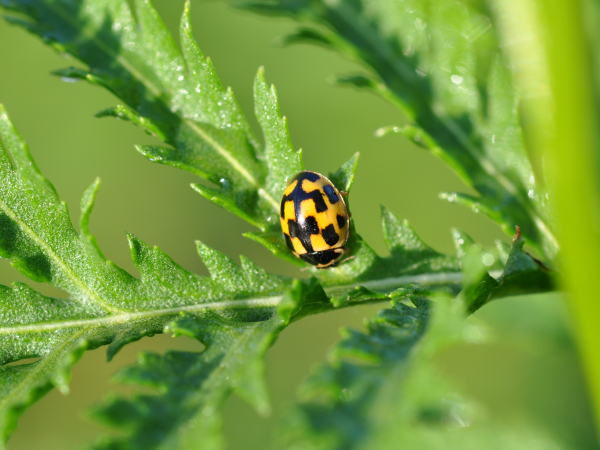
[543,0,600,438]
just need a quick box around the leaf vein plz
[47,1,278,212]
[0,271,479,335]
[0,197,121,313]
[0,327,88,412]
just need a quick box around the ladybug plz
[280,171,350,268]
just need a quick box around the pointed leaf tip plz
[80,177,101,213]
[381,206,413,251]
[196,240,244,286]
[126,232,152,268]
[181,0,192,31]
[451,228,476,259]
[277,279,304,324]
[279,27,334,48]
[380,207,454,278]
[375,124,437,150]
[336,73,377,89]
[329,153,359,194]
[52,67,90,81]
[80,177,101,236]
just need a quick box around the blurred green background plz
[0,1,596,449]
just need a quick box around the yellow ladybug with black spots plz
[280,171,350,268]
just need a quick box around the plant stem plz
[543,0,600,439]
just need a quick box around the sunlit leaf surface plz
[0,0,561,448]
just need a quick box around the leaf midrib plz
[0,271,475,335]
[330,1,558,255]
[0,297,283,334]
[46,1,279,211]
[0,196,121,313]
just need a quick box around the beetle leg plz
[337,246,352,265]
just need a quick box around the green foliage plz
[0,103,297,447]
[0,98,533,447]
[0,0,570,448]
[275,297,432,450]
[88,313,286,450]
[277,296,566,450]
[455,227,554,313]
[239,0,558,260]
[1,0,298,234]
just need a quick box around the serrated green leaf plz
[0,105,515,448]
[277,295,568,450]
[315,203,462,291]
[254,67,303,199]
[456,227,554,313]
[0,0,464,282]
[355,297,570,450]
[0,102,486,447]
[88,311,286,450]
[238,0,559,260]
[0,0,291,232]
[278,27,335,48]
[274,298,432,450]
[0,105,301,447]
[0,1,564,447]
[1,0,555,288]
[381,206,455,272]
[86,274,345,450]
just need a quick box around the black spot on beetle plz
[292,171,320,183]
[284,233,294,251]
[288,219,300,238]
[280,197,289,219]
[282,174,328,220]
[323,185,339,204]
[308,191,328,213]
[337,214,346,229]
[298,235,314,254]
[302,216,320,235]
[322,224,339,246]
[279,195,291,219]
[293,216,319,253]
[300,249,339,267]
